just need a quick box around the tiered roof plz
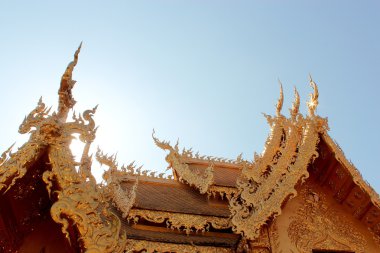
[0,45,379,252]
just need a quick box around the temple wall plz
[268,179,380,253]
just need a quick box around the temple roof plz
[1,46,380,252]
[122,180,230,217]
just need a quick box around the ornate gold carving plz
[120,161,173,180]
[153,131,214,194]
[0,97,55,193]
[276,80,284,117]
[0,141,43,193]
[48,146,127,253]
[0,143,14,166]
[289,87,300,120]
[127,209,230,235]
[207,185,238,201]
[307,75,319,117]
[0,45,131,252]
[125,239,233,253]
[96,148,138,218]
[57,42,81,121]
[288,188,366,252]
[230,81,329,240]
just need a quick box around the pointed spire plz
[307,74,319,117]
[57,42,82,121]
[152,129,174,152]
[290,87,300,120]
[276,80,284,117]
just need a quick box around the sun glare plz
[69,136,85,164]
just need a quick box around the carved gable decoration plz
[0,45,133,253]
[230,80,330,240]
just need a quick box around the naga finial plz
[307,75,319,117]
[276,80,284,117]
[152,129,174,152]
[57,42,82,122]
[290,87,300,119]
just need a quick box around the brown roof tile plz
[122,181,230,217]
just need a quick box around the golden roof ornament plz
[307,75,319,117]
[57,42,82,121]
[276,80,284,117]
[290,87,300,120]
[263,81,285,126]
[0,44,135,252]
[152,130,214,194]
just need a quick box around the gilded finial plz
[290,87,300,119]
[276,80,284,117]
[57,42,82,121]
[152,129,174,151]
[307,75,319,117]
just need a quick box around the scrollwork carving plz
[127,209,230,235]
[207,186,238,201]
[96,148,138,219]
[0,44,130,252]
[288,188,366,252]
[153,131,214,194]
[230,82,328,240]
[0,141,43,193]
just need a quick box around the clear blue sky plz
[0,1,379,192]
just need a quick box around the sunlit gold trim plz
[230,81,329,240]
[128,209,231,235]
[153,131,214,194]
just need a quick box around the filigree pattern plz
[120,161,173,180]
[207,185,238,201]
[96,148,138,218]
[125,239,233,253]
[307,75,319,117]
[127,209,230,235]
[181,147,243,165]
[239,85,287,184]
[0,45,130,253]
[288,188,366,252]
[230,83,329,240]
[57,42,81,120]
[153,131,214,194]
[0,141,43,193]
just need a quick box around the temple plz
[0,46,380,253]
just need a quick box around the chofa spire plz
[290,87,300,120]
[230,77,328,241]
[307,74,319,117]
[57,42,82,121]
[276,80,284,117]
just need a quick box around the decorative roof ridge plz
[230,78,329,240]
[152,130,214,194]
[181,156,242,169]
[127,208,231,235]
[95,147,138,219]
[179,146,246,166]
[321,133,380,208]
[95,148,173,181]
